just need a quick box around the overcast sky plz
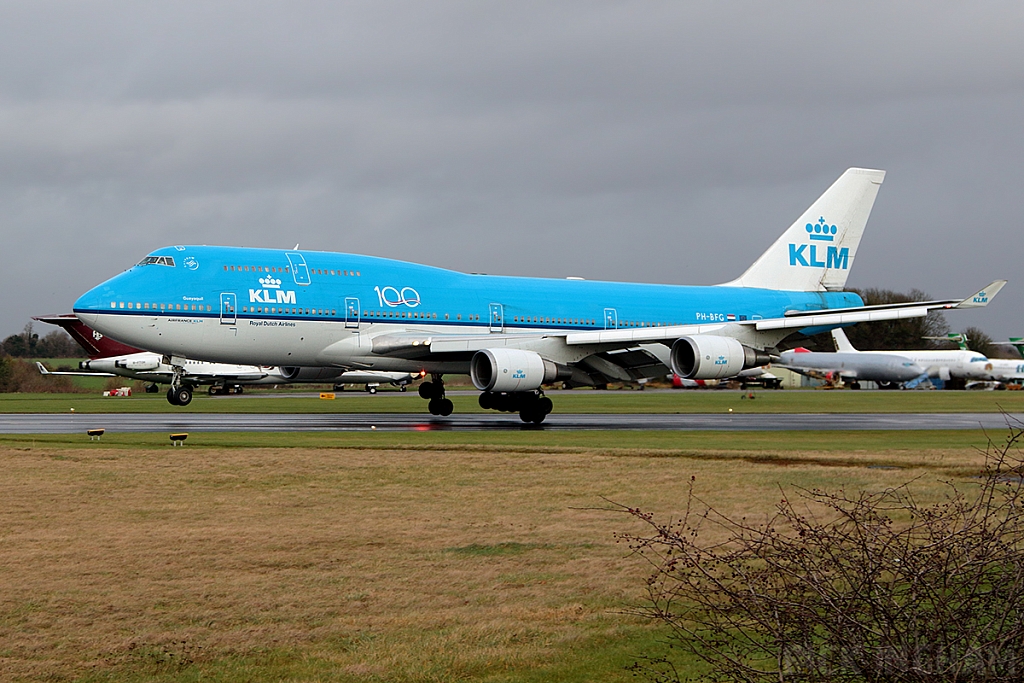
[2,1,1022,342]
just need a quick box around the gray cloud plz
[2,1,1022,340]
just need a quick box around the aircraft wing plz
[358,280,1006,362]
[36,362,115,377]
[566,279,1007,342]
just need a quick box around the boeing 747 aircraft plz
[73,168,1005,422]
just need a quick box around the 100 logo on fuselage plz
[374,286,421,308]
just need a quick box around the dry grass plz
[0,439,997,681]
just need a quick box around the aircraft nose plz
[74,282,111,322]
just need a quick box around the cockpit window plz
[137,256,176,267]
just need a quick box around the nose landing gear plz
[166,385,193,406]
[418,374,453,416]
[166,361,192,406]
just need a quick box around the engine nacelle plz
[470,349,568,392]
[117,356,161,371]
[278,366,348,382]
[670,335,772,380]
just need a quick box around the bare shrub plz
[618,426,1024,682]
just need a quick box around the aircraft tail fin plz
[993,337,1024,357]
[831,327,858,352]
[720,168,885,292]
[33,314,142,359]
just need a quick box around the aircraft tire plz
[166,388,180,406]
[400,385,407,392]
[478,392,494,410]
[367,386,377,394]
[146,383,160,394]
[520,409,545,424]
[537,396,553,415]
[419,382,434,400]
[175,387,193,406]
[438,398,454,416]
[208,386,218,396]
[428,399,440,415]
[235,386,243,394]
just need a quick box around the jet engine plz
[115,356,161,371]
[470,349,570,392]
[278,366,348,382]
[670,335,772,380]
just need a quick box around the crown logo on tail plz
[806,217,837,242]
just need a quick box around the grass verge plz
[0,429,1012,681]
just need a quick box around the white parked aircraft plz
[934,333,1024,385]
[828,328,992,388]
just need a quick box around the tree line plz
[1,323,79,358]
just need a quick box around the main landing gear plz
[416,375,553,423]
[479,390,552,424]
[418,374,454,416]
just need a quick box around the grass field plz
[3,388,1024,414]
[0,428,1016,682]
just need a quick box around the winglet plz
[36,362,50,375]
[953,280,1007,308]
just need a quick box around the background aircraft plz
[72,169,1004,421]
[671,366,782,389]
[780,328,993,389]
[778,344,924,389]
[34,314,419,405]
[932,333,1024,386]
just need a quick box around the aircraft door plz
[489,303,504,333]
[345,297,360,329]
[285,252,311,285]
[603,308,618,329]
[220,292,237,325]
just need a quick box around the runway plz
[1,412,1022,433]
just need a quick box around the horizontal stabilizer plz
[35,361,115,377]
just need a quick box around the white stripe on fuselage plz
[86,312,563,373]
